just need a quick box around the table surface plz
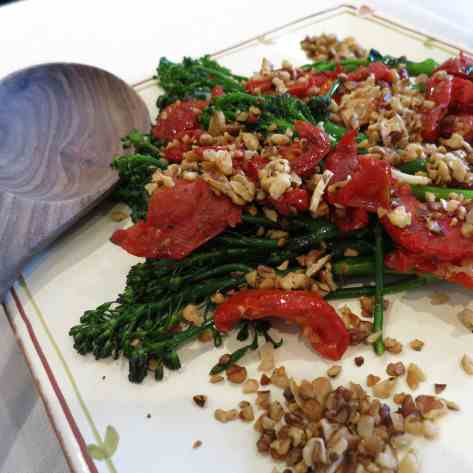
[1,1,472,472]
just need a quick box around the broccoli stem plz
[241,214,282,228]
[373,224,385,355]
[217,235,281,250]
[325,276,433,300]
[398,159,427,175]
[411,185,473,201]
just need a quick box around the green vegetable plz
[398,159,427,175]
[412,185,473,201]
[373,224,385,355]
[111,153,167,222]
[326,276,433,300]
[307,79,341,122]
[156,56,246,109]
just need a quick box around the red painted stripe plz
[11,288,99,473]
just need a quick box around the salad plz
[70,34,473,385]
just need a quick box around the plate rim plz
[4,4,472,473]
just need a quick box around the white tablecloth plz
[1,1,472,472]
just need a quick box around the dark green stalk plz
[241,214,282,228]
[398,159,427,175]
[217,235,281,250]
[411,185,473,201]
[373,224,385,355]
[322,121,368,144]
[325,276,433,300]
[169,264,253,287]
[332,257,407,277]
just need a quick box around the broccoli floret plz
[156,56,247,111]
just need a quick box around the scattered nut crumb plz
[226,364,248,384]
[271,367,290,389]
[239,403,255,422]
[354,356,364,367]
[444,399,460,411]
[366,330,382,344]
[110,210,129,222]
[372,377,397,399]
[366,374,380,387]
[384,337,403,354]
[198,329,213,343]
[210,292,226,304]
[193,394,207,408]
[430,292,450,305]
[192,440,202,449]
[461,354,473,375]
[360,296,374,317]
[386,361,406,377]
[209,374,224,384]
[326,365,342,378]
[393,392,407,405]
[409,339,425,351]
[256,390,271,410]
[434,383,447,395]
[260,373,271,386]
[242,378,259,394]
[258,342,275,372]
[407,363,426,390]
[214,408,238,423]
[458,308,473,331]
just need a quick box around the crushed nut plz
[354,356,365,367]
[386,361,406,377]
[209,374,224,384]
[226,364,247,384]
[239,403,255,422]
[260,373,271,386]
[271,367,290,389]
[384,337,403,354]
[193,395,207,408]
[192,440,202,449]
[458,308,473,331]
[407,363,426,390]
[367,374,381,387]
[327,365,342,378]
[430,292,450,305]
[372,377,397,399]
[242,378,259,394]
[258,342,275,372]
[256,390,271,410]
[409,339,425,351]
[434,383,446,394]
[360,296,374,317]
[214,408,238,423]
[461,353,473,375]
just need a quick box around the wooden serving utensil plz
[0,63,150,300]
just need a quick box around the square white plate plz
[4,5,473,473]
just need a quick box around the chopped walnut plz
[409,339,425,351]
[209,374,224,384]
[407,363,426,390]
[384,337,403,354]
[226,364,247,384]
[214,408,239,423]
[367,374,380,387]
[242,378,259,394]
[326,365,342,378]
[193,395,207,408]
[386,362,406,377]
[461,353,473,375]
[434,383,447,394]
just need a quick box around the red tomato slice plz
[451,77,473,112]
[325,130,359,183]
[271,188,310,215]
[152,100,207,141]
[245,78,273,94]
[422,75,452,141]
[332,156,391,212]
[382,185,473,262]
[290,121,331,177]
[346,62,393,82]
[435,52,473,79]
[440,113,473,142]
[111,179,241,260]
[335,207,369,232]
[385,248,473,291]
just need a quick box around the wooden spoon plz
[0,63,150,300]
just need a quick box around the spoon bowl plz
[0,63,150,299]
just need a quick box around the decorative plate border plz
[2,4,471,473]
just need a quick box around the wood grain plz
[0,63,150,300]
